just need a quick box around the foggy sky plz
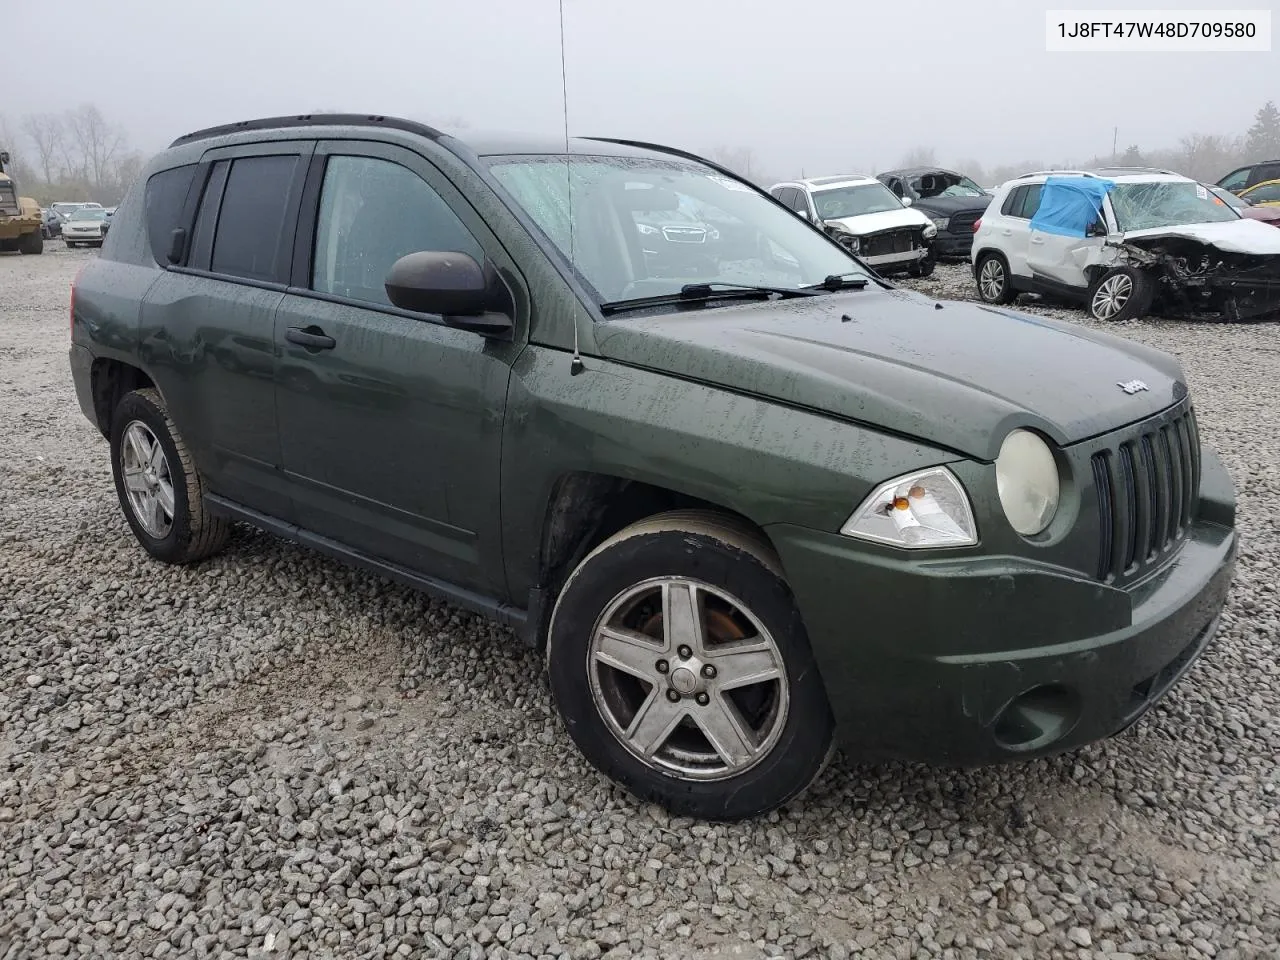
[9,0,1275,179]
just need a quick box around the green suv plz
[69,115,1238,820]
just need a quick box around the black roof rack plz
[169,113,444,148]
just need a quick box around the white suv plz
[972,167,1280,322]
[769,176,938,277]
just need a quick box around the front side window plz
[210,155,299,282]
[812,182,905,219]
[488,154,867,304]
[312,155,482,308]
[1110,181,1242,232]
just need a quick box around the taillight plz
[972,218,982,233]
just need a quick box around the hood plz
[823,207,930,236]
[1122,217,1280,254]
[594,288,1186,461]
[910,194,991,216]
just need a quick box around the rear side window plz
[209,155,299,282]
[1001,184,1043,219]
[144,165,197,264]
[1253,163,1280,186]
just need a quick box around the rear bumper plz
[69,344,99,431]
[765,447,1237,765]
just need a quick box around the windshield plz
[70,209,106,221]
[812,183,904,219]
[911,172,987,199]
[487,154,867,304]
[1208,185,1245,210]
[1110,181,1241,231]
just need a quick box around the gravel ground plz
[2,247,1278,960]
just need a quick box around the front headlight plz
[995,429,1059,536]
[636,223,660,236]
[841,467,977,548]
[922,223,938,239]
[931,217,949,231]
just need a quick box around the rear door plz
[272,138,525,595]
[1247,162,1280,188]
[139,141,312,520]
[997,183,1042,279]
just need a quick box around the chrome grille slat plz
[1091,407,1200,582]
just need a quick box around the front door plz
[1027,195,1112,291]
[272,140,526,595]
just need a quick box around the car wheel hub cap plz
[120,421,175,539]
[1095,275,1132,318]
[586,576,789,781]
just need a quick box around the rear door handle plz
[285,326,336,351]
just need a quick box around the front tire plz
[975,251,1016,304]
[1088,266,1153,322]
[110,388,229,564]
[19,230,43,255]
[547,511,834,820]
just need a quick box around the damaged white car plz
[972,168,1280,322]
[769,176,938,278]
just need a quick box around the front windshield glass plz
[70,209,106,221]
[1208,185,1245,210]
[910,172,987,199]
[811,183,903,219]
[487,154,867,304]
[1111,181,1241,231]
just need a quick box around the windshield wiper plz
[599,282,819,316]
[804,273,870,291]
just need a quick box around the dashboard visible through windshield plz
[487,154,868,306]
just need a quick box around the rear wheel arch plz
[90,359,157,437]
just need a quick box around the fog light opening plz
[993,684,1081,753]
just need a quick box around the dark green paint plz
[69,119,1237,763]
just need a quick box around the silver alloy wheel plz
[978,257,1005,300]
[1092,272,1133,320]
[120,421,175,539]
[587,577,789,781]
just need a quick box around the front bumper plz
[932,231,974,257]
[862,247,928,271]
[766,447,1237,765]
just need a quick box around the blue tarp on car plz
[1030,176,1116,238]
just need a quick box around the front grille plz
[662,226,706,243]
[861,228,917,257]
[948,211,982,233]
[1091,407,1200,581]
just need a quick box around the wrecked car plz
[769,175,938,277]
[876,167,991,257]
[973,169,1280,322]
[70,116,1237,820]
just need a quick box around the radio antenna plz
[559,0,584,376]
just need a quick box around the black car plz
[41,208,64,239]
[876,167,991,257]
[1217,159,1280,196]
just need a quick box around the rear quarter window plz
[144,165,198,264]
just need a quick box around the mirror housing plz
[1087,220,1108,238]
[385,251,513,338]
[901,196,913,207]
[795,209,812,221]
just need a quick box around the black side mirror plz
[385,251,513,338]
[167,227,186,264]
[1087,220,1108,238]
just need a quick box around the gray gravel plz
[2,247,1279,959]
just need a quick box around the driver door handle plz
[285,326,336,351]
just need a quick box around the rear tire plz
[975,252,1016,304]
[547,511,835,820]
[19,230,43,255]
[110,388,230,565]
[1088,266,1154,322]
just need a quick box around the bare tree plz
[21,113,64,183]
[65,103,126,189]
[900,146,937,167]
[953,158,988,184]
[707,146,758,180]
